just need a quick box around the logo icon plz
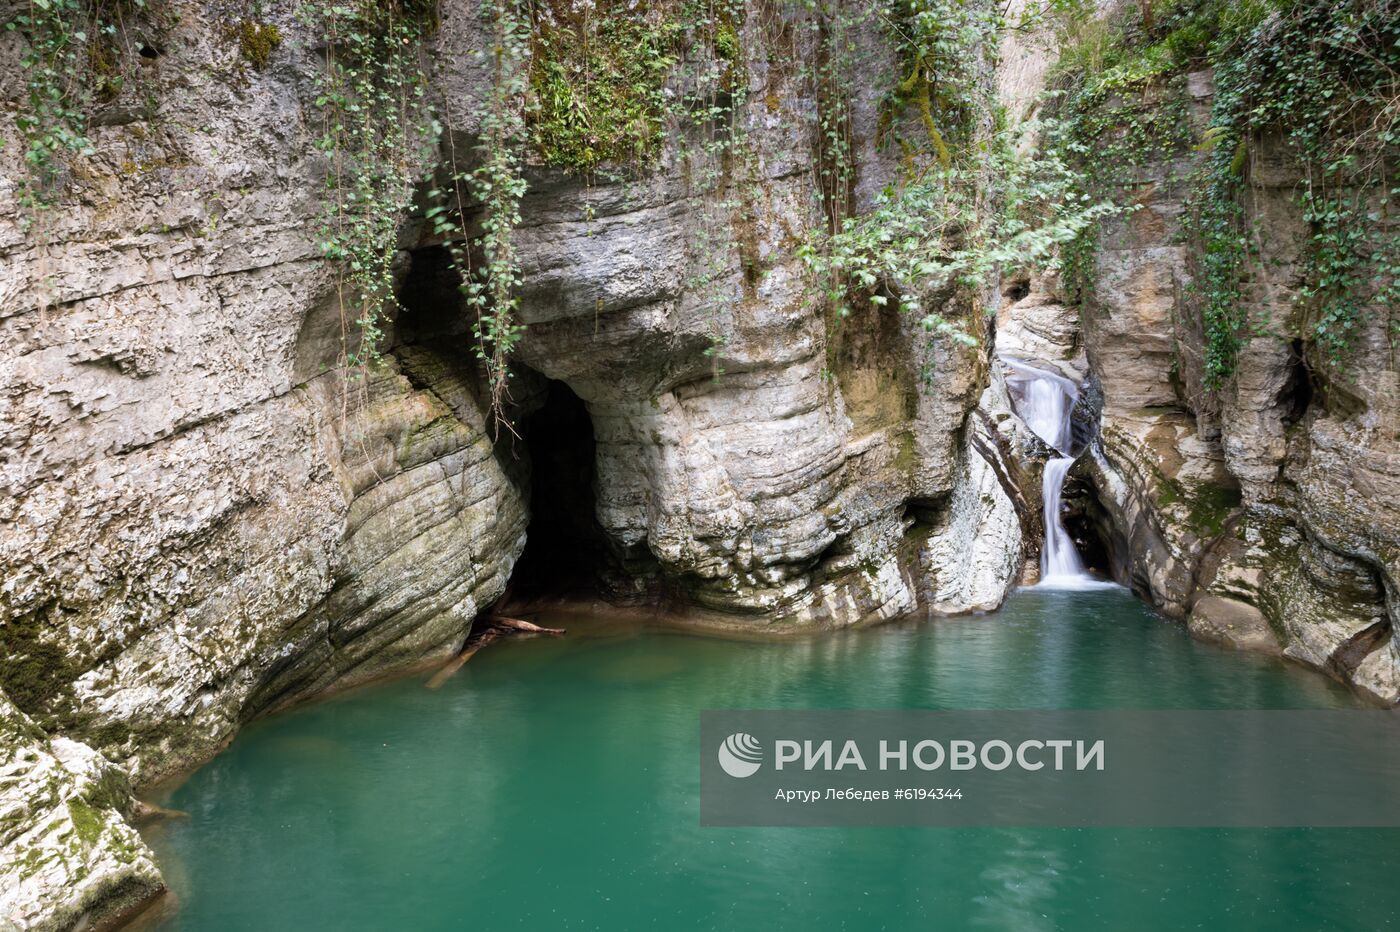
[718,732,763,778]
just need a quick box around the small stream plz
[136,588,1400,931]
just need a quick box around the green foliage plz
[1049,0,1400,388]
[318,0,749,421]
[1185,0,1399,384]
[1186,132,1247,386]
[304,0,531,429]
[8,0,92,208]
[804,0,858,234]
[66,798,106,846]
[429,0,531,429]
[4,0,155,211]
[527,1,684,172]
[1041,0,1221,304]
[463,1,528,423]
[879,0,998,166]
[6,0,167,216]
[800,118,1117,345]
[672,0,750,377]
[799,0,1117,358]
[302,0,438,371]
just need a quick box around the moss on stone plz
[714,19,740,66]
[238,20,282,71]
[0,610,78,715]
[894,430,917,475]
[1153,472,1241,537]
[66,798,106,847]
[527,1,684,171]
[1185,480,1241,536]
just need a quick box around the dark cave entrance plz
[506,379,610,602]
[396,245,463,340]
[393,247,610,603]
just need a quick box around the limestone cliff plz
[0,695,163,931]
[12,1,1396,924]
[1,2,1023,917]
[998,4,1400,702]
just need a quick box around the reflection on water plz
[971,831,1067,931]
[139,588,1398,931]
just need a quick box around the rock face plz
[494,11,1021,631]
[1021,67,1400,702]
[2,1,1393,925]
[0,693,163,931]
[0,0,529,788]
[0,0,1019,881]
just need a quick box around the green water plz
[141,587,1399,930]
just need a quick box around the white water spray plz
[1001,357,1091,586]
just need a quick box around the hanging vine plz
[1046,0,1400,389]
[797,0,1117,357]
[9,0,92,211]
[674,0,751,379]
[1176,0,1400,386]
[6,0,156,214]
[302,0,439,374]
[433,0,530,431]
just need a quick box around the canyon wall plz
[5,1,1393,925]
[1,3,1019,924]
[1005,64,1400,702]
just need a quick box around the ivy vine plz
[1048,0,1400,389]
[430,0,530,430]
[5,0,155,213]
[301,0,439,374]
[798,0,1118,359]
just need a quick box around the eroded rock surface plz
[0,0,1019,848]
[1023,68,1400,701]
[0,0,528,792]
[0,694,162,931]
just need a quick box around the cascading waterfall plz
[1039,457,1083,580]
[1001,357,1089,585]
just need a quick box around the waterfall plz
[1039,456,1084,580]
[1001,357,1090,585]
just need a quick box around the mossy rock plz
[0,610,81,715]
[238,20,282,71]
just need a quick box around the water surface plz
[141,587,1400,930]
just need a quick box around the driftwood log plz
[426,615,565,689]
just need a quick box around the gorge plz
[2,0,1398,928]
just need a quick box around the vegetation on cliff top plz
[15,0,1390,418]
[799,0,1117,363]
[1046,0,1399,390]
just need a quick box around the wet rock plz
[0,0,1023,830]
[1032,68,1400,700]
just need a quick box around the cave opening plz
[395,244,464,344]
[506,379,611,603]
[393,247,612,605]
[1279,339,1314,427]
[1002,277,1031,303]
